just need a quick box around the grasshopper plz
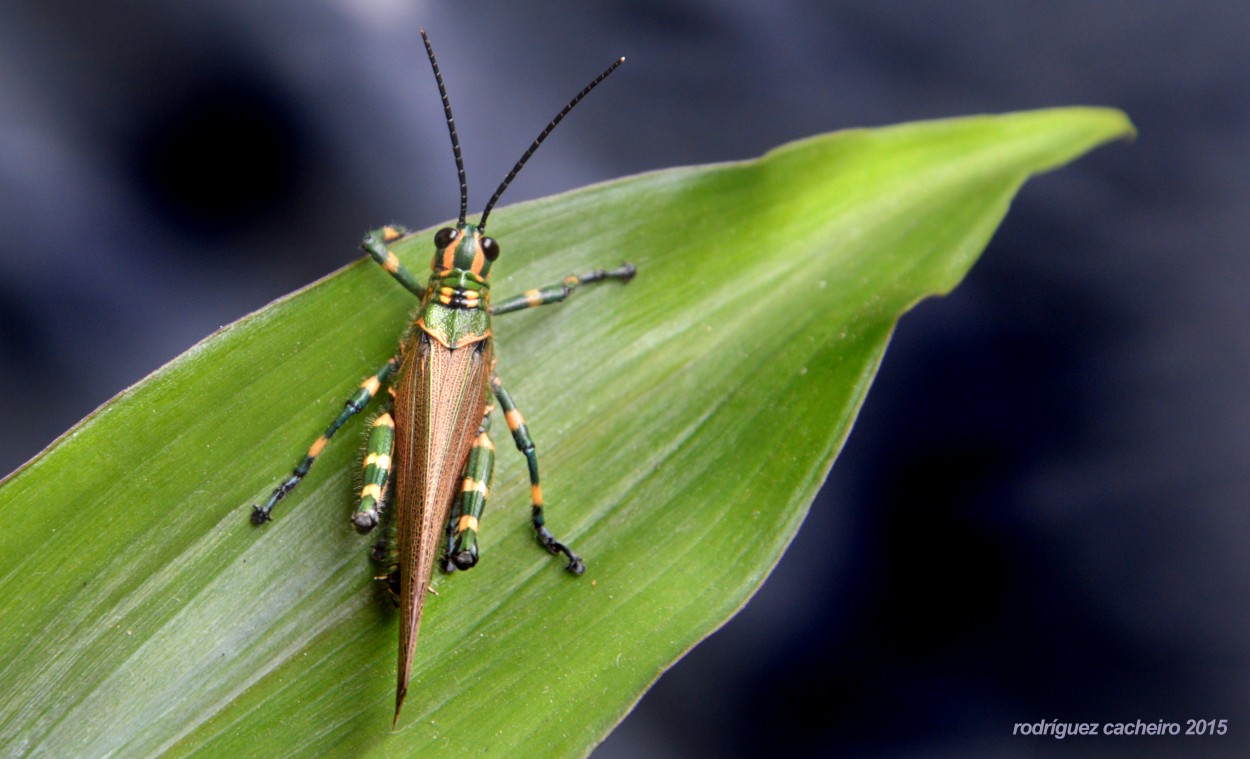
[252,29,632,724]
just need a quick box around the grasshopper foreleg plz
[490,263,635,315]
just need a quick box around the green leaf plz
[0,108,1131,757]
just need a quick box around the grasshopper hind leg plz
[443,411,497,572]
[352,405,397,533]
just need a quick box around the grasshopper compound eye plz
[434,227,459,248]
[480,237,500,261]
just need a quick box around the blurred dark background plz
[2,2,1247,756]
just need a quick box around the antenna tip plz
[618,56,626,63]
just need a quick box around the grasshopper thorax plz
[432,222,499,280]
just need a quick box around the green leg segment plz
[490,263,636,315]
[443,412,496,571]
[361,225,427,298]
[352,406,396,533]
[251,357,398,524]
[491,375,585,575]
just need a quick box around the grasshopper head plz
[431,222,498,278]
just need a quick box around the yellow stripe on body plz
[476,433,495,450]
[365,453,392,471]
[361,483,383,500]
[524,289,543,307]
[373,413,395,429]
[383,251,401,273]
[456,515,479,533]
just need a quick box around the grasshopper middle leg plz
[252,356,399,524]
[491,375,585,575]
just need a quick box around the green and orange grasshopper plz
[250,29,633,724]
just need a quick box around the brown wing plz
[391,331,491,722]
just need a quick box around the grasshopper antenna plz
[420,28,469,227]
[478,56,625,231]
